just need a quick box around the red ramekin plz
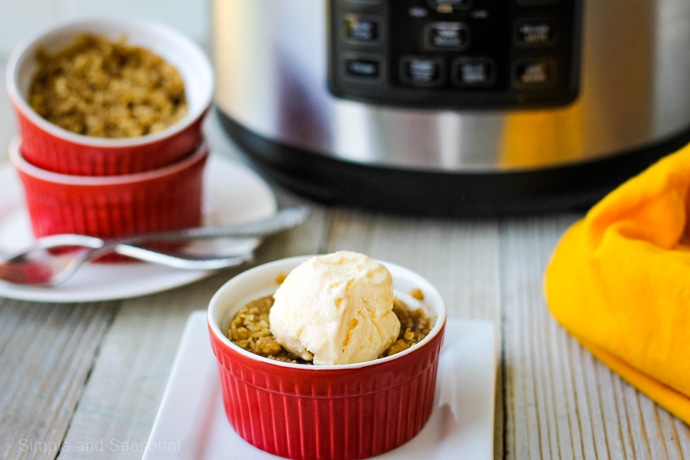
[9,136,208,241]
[5,16,213,176]
[208,255,447,460]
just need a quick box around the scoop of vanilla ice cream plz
[269,251,401,365]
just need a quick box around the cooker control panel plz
[327,0,582,109]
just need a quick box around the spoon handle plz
[115,206,310,244]
[112,244,253,270]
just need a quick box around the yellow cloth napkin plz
[544,144,690,425]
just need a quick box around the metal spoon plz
[0,206,309,286]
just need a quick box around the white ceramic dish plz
[143,311,497,460]
[0,154,276,302]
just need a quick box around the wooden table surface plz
[1,61,689,460]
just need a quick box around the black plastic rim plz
[218,108,690,218]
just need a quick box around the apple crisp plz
[228,293,433,364]
[28,33,187,138]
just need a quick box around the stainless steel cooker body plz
[213,0,690,216]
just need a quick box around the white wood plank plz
[674,418,690,459]
[326,209,502,320]
[657,408,687,459]
[59,275,237,460]
[501,213,690,460]
[501,214,587,460]
[0,300,118,460]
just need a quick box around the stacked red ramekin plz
[208,256,448,460]
[5,16,213,241]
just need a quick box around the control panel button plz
[513,59,556,87]
[400,56,445,86]
[427,0,472,10]
[343,15,383,44]
[425,22,470,51]
[342,55,384,82]
[452,58,496,87]
[515,19,557,46]
[409,7,429,18]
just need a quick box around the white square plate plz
[143,311,497,460]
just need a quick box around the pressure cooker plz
[213,0,690,216]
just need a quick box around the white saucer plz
[143,311,497,460]
[0,155,276,303]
